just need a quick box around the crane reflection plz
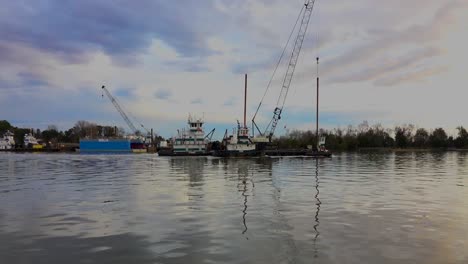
[313,158,321,258]
[238,168,255,238]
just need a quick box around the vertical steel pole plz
[316,57,319,150]
[244,74,247,128]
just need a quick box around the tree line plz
[0,120,128,147]
[274,121,468,150]
[2,119,468,150]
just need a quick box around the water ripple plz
[0,152,467,263]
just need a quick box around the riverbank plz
[358,147,468,152]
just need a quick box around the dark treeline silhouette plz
[1,119,164,148]
[1,120,133,147]
[274,121,468,151]
[2,119,468,150]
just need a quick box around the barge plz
[79,138,132,153]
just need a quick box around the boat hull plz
[305,150,332,158]
[265,149,332,157]
[132,149,148,153]
[158,148,211,156]
[213,150,263,157]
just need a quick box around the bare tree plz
[47,125,58,131]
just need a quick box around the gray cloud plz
[328,47,442,85]
[374,66,449,87]
[165,60,212,73]
[231,58,276,75]
[17,72,49,87]
[190,98,204,105]
[223,96,238,106]
[154,89,172,100]
[0,71,49,92]
[295,0,467,86]
[0,1,223,65]
[113,87,135,99]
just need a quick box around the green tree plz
[64,128,79,143]
[447,136,455,148]
[13,128,29,147]
[47,125,58,131]
[395,128,408,148]
[454,126,468,148]
[394,124,414,148]
[0,120,12,134]
[413,128,429,148]
[41,129,61,144]
[429,128,448,148]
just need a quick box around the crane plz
[252,0,317,142]
[101,85,140,136]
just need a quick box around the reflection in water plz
[169,157,208,185]
[313,158,321,258]
[241,176,248,235]
[234,160,255,237]
[1,231,157,264]
[1,153,468,263]
[240,173,255,237]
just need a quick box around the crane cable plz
[278,0,315,111]
[252,3,306,123]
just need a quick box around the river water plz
[0,152,467,263]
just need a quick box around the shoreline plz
[357,147,468,152]
[2,147,468,155]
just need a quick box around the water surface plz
[0,152,467,263]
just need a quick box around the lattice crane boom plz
[264,0,316,140]
[101,85,139,135]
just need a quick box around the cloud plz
[190,98,204,105]
[374,66,449,87]
[231,59,275,75]
[295,0,468,86]
[328,47,442,85]
[0,87,109,130]
[223,97,238,106]
[113,87,135,99]
[154,89,172,100]
[1,0,467,135]
[0,0,222,65]
[165,59,211,73]
[18,72,49,87]
[0,71,49,92]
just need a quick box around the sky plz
[1,0,467,138]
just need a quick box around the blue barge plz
[79,139,131,153]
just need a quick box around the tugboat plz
[214,124,260,157]
[158,114,215,156]
[213,74,263,157]
[305,136,332,158]
[24,133,43,149]
[0,130,15,150]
